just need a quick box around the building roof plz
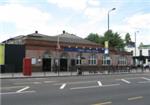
[26,31,98,45]
[139,43,150,49]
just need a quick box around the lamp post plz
[108,8,116,31]
[56,35,61,75]
[134,31,139,57]
[134,31,139,66]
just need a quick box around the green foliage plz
[85,30,125,51]
[85,33,101,43]
[125,33,131,44]
[104,30,125,50]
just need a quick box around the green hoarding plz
[0,44,5,65]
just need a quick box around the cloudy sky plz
[0,0,150,46]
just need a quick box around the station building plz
[0,31,133,73]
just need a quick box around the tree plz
[125,33,131,44]
[103,30,125,50]
[85,30,125,50]
[85,33,100,43]
[124,33,135,48]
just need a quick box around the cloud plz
[84,7,107,23]
[112,13,150,45]
[126,13,150,29]
[48,0,106,23]
[0,4,51,27]
[0,3,52,42]
[48,0,87,11]
[87,0,101,6]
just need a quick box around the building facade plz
[136,44,150,67]
[1,31,133,73]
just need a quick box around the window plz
[89,54,97,65]
[31,58,37,64]
[102,55,111,65]
[76,56,81,65]
[140,50,142,56]
[148,50,150,56]
[118,56,127,65]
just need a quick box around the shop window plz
[89,55,97,65]
[118,56,127,65]
[102,55,111,65]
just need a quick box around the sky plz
[0,0,150,46]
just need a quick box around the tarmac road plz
[1,73,150,105]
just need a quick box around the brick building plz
[1,31,133,73]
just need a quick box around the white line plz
[0,91,35,95]
[1,86,26,90]
[16,86,30,93]
[54,80,96,85]
[44,81,56,83]
[70,85,99,90]
[70,84,120,90]
[14,82,41,85]
[128,96,143,101]
[93,101,112,105]
[142,77,150,81]
[102,84,120,87]
[60,83,66,90]
[97,81,102,86]
[33,82,41,84]
[121,79,131,84]
[116,77,142,80]
[138,81,150,84]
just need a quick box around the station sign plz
[64,47,104,53]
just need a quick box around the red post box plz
[23,58,32,76]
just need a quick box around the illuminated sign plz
[64,47,104,53]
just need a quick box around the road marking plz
[70,84,120,90]
[116,77,142,80]
[54,80,96,85]
[142,77,150,81]
[1,86,26,90]
[121,79,131,84]
[14,82,41,85]
[60,83,66,90]
[97,81,102,87]
[44,81,56,83]
[102,84,120,87]
[0,91,35,95]
[128,96,143,101]
[16,86,30,93]
[93,101,112,105]
[33,82,41,84]
[138,81,150,84]
[71,85,99,90]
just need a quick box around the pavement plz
[1,72,150,105]
[0,69,149,79]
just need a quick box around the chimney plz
[62,30,65,34]
[35,30,38,34]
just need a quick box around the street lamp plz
[134,31,139,57]
[134,31,139,66]
[108,8,116,31]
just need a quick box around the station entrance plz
[42,58,51,72]
[60,58,68,71]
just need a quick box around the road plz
[1,73,150,105]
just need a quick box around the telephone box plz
[23,58,32,76]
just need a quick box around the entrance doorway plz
[42,58,51,71]
[60,58,68,71]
